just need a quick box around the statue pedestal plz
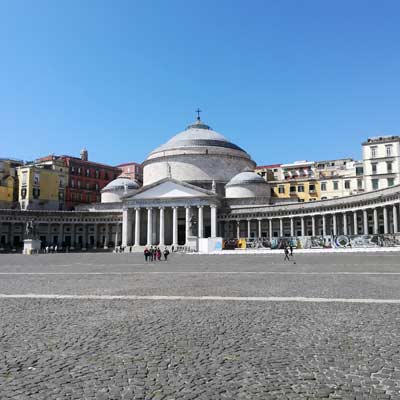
[23,239,41,255]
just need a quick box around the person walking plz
[163,247,170,261]
[144,247,149,262]
[289,244,293,256]
[284,247,290,262]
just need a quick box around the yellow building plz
[0,159,23,208]
[17,159,68,210]
[271,179,321,202]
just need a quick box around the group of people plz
[45,245,58,253]
[144,246,170,262]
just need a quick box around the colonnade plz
[224,204,400,238]
[122,204,218,247]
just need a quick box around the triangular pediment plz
[129,180,214,200]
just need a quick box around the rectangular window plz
[78,167,81,175]
[86,169,90,177]
[372,179,379,190]
[388,178,395,187]
[357,179,363,189]
[344,180,350,189]
[105,172,109,180]
[298,185,304,193]
[356,167,363,176]
[309,184,315,192]
[95,170,99,178]
[371,146,377,158]
[86,182,90,190]
[321,182,327,191]
[333,181,339,190]
[386,145,392,157]
[95,183,99,191]
[290,186,296,193]
[77,180,81,189]
[387,162,392,173]
[21,172,27,185]
[371,163,377,174]
[71,166,75,173]
[71,179,75,188]
[278,186,285,194]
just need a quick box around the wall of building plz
[271,180,320,202]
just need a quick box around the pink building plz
[116,162,143,185]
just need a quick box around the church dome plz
[143,116,256,187]
[225,169,270,199]
[101,177,139,203]
[151,119,246,153]
[226,170,266,186]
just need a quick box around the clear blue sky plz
[1,0,399,166]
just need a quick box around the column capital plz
[134,207,141,211]
[197,205,204,209]
[146,207,153,211]
[158,206,165,210]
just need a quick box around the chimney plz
[80,148,88,161]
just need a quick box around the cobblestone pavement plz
[1,252,400,399]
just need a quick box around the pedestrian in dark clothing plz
[156,248,161,261]
[284,247,290,261]
[289,244,293,256]
[163,248,170,261]
[144,247,149,262]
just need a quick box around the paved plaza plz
[1,252,400,399]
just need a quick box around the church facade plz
[1,117,400,250]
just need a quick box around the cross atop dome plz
[195,108,202,121]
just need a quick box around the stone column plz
[322,215,326,236]
[301,217,305,236]
[93,224,98,249]
[353,211,358,235]
[269,219,273,239]
[122,209,133,247]
[198,206,204,238]
[147,208,153,246]
[247,219,251,238]
[363,209,368,234]
[211,205,217,238]
[311,216,316,236]
[279,218,283,237]
[383,206,388,234]
[257,219,262,238]
[290,217,294,237]
[134,208,141,246]
[159,207,165,246]
[184,206,191,245]
[82,224,87,250]
[332,214,337,236]
[373,208,378,234]
[115,224,121,248]
[172,207,178,247]
[103,224,109,249]
[236,220,240,238]
[393,204,398,233]
[343,213,348,235]
[47,223,52,245]
[59,224,64,246]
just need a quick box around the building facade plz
[1,118,400,252]
[116,162,143,185]
[0,159,22,208]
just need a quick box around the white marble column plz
[93,224,98,249]
[159,207,165,246]
[353,211,358,235]
[122,208,133,247]
[279,218,283,237]
[332,214,337,236]
[363,209,368,234]
[343,213,348,235]
[257,219,262,238]
[301,217,305,236]
[383,206,388,234]
[269,219,273,239]
[322,215,326,236]
[236,220,240,238]
[393,204,398,233]
[103,224,108,249]
[146,207,153,246]
[82,224,87,250]
[172,207,178,246]
[59,224,64,246]
[134,208,141,246]
[373,208,378,234]
[247,219,251,238]
[290,217,294,237]
[211,205,217,238]
[185,207,191,244]
[198,206,204,238]
[311,216,316,236]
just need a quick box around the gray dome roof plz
[150,119,246,154]
[226,170,266,187]
[102,177,139,193]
